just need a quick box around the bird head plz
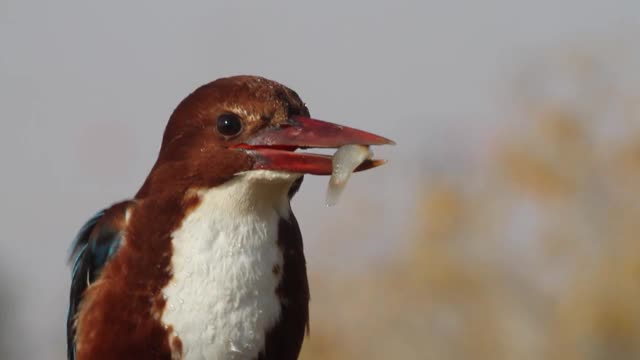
[139,75,392,196]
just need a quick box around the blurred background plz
[2,1,640,359]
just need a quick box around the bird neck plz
[212,170,301,219]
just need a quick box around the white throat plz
[161,170,301,360]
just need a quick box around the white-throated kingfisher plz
[67,75,392,360]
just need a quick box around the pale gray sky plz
[1,1,638,358]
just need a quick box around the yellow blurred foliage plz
[301,54,640,360]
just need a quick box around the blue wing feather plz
[69,211,104,280]
[67,208,125,360]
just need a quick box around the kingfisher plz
[67,75,392,360]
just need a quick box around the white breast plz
[161,170,300,360]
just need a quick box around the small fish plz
[326,144,373,206]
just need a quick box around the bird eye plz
[216,114,243,137]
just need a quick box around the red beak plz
[236,116,394,175]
